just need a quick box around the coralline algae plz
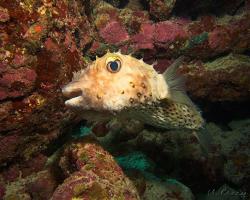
[0,0,249,199]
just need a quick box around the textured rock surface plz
[0,0,90,165]
[133,118,250,193]
[180,54,250,101]
[51,137,140,200]
[142,179,194,200]
[0,0,250,199]
[3,170,57,200]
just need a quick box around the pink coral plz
[153,58,172,73]
[0,6,9,22]
[99,20,129,44]
[131,23,155,50]
[11,54,28,67]
[154,21,188,43]
[208,27,232,51]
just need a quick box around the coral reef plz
[131,118,250,194]
[180,54,250,101]
[0,0,250,199]
[3,170,57,200]
[52,137,140,199]
[142,179,194,200]
[148,0,176,21]
[0,0,90,165]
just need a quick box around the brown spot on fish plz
[129,81,135,88]
[97,94,101,100]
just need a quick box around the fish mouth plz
[62,84,83,107]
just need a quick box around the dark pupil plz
[110,61,118,71]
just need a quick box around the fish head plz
[62,52,164,112]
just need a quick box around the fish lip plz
[62,85,82,99]
[65,96,83,107]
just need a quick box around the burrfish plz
[62,51,204,130]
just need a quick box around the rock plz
[0,134,21,164]
[0,184,5,200]
[154,20,188,43]
[0,67,37,101]
[0,6,9,22]
[24,18,49,42]
[119,8,150,34]
[180,54,250,102]
[51,138,140,199]
[3,170,57,200]
[0,0,90,166]
[93,1,120,30]
[218,119,250,186]
[99,20,130,44]
[0,0,250,198]
[131,23,155,50]
[142,178,194,200]
[148,0,176,21]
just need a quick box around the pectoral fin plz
[162,56,199,112]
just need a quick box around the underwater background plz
[0,0,250,199]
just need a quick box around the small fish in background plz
[62,51,204,130]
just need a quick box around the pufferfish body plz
[62,51,204,130]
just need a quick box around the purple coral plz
[100,20,129,44]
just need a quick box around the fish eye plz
[107,59,121,73]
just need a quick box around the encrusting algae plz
[62,51,204,130]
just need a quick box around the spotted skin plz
[122,100,203,130]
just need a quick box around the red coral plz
[52,139,139,199]
[154,21,188,43]
[153,58,172,73]
[131,23,155,50]
[11,54,27,68]
[208,27,232,51]
[99,21,129,44]
[0,68,37,100]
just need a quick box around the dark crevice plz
[243,49,250,57]
[42,120,87,157]
[104,0,129,8]
[82,40,93,56]
[139,0,149,11]
[196,100,250,125]
[172,0,245,20]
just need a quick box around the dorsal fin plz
[162,56,197,110]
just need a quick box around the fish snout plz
[61,83,83,107]
[62,82,82,98]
